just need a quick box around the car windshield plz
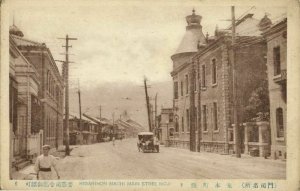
[138,135,153,141]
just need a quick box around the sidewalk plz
[164,145,286,166]
[11,145,79,180]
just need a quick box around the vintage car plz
[137,132,159,153]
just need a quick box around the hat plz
[42,145,51,149]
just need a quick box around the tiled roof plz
[11,34,44,47]
[175,28,206,54]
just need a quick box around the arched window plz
[273,46,281,76]
[212,58,217,85]
[276,108,284,138]
[175,118,179,132]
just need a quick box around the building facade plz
[263,18,287,160]
[11,28,64,149]
[158,108,174,145]
[9,25,45,172]
[170,9,206,150]
[171,11,270,155]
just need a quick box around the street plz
[55,138,285,179]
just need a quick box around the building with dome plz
[169,10,272,156]
[170,9,206,150]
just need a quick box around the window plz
[212,59,217,84]
[213,102,218,131]
[180,81,183,96]
[202,105,207,131]
[273,46,281,76]
[169,113,173,123]
[202,65,206,87]
[175,118,179,132]
[174,82,178,99]
[186,109,190,131]
[276,108,284,138]
[47,71,50,92]
[181,117,184,132]
[185,74,189,94]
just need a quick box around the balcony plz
[273,69,287,84]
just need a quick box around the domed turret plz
[186,9,202,28]
[172,9,206,57]
[9,24,24,37]
[258,14,272,33]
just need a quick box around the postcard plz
[1,0,299,190]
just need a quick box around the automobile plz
[137,132,159,153]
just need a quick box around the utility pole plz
[78,79,82,132]
[58,34,77,156]
[231,6,241,158]
[197,59,202,152]
[155,93,158,132]
[144,77,152,132]
[99,105,102,119]
[189,63,196,152]
[112,112,115,125]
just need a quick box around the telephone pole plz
[144,77,152,132]
[197,59,202,152]
[99,105,102,119]
[58,34,77,156]
[78,79,82,133]
[231,6,241,158]
[155,93,158,130]
[189,63,196,152]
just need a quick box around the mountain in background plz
[69,80,173,127]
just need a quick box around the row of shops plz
[67,113,125,145]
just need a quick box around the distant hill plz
[69,80,173,127]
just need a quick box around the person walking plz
[112,136,115,146]
[34,145,60,180]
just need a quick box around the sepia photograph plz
[1,0,299,190]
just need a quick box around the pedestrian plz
[112,136,115,146]
[34,145,60,180]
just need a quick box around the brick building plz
[171,11,270,154]
[263,18,287,159]
[170,9,206,149]
[11,28,64,149]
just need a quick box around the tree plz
[244,79,269,121]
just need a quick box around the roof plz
[69,112,97,125]
[173,10,206,55]
[175,28,206,54]
[9,25,24,37]
[11,34,44,47]
[138,132,154,135]
[263,17,287,37]
[82,113,108,125]
[126,119,143,129]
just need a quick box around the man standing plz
[112,136,115,146]
[34,145,60,180]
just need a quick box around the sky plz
[8,0,286,126]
